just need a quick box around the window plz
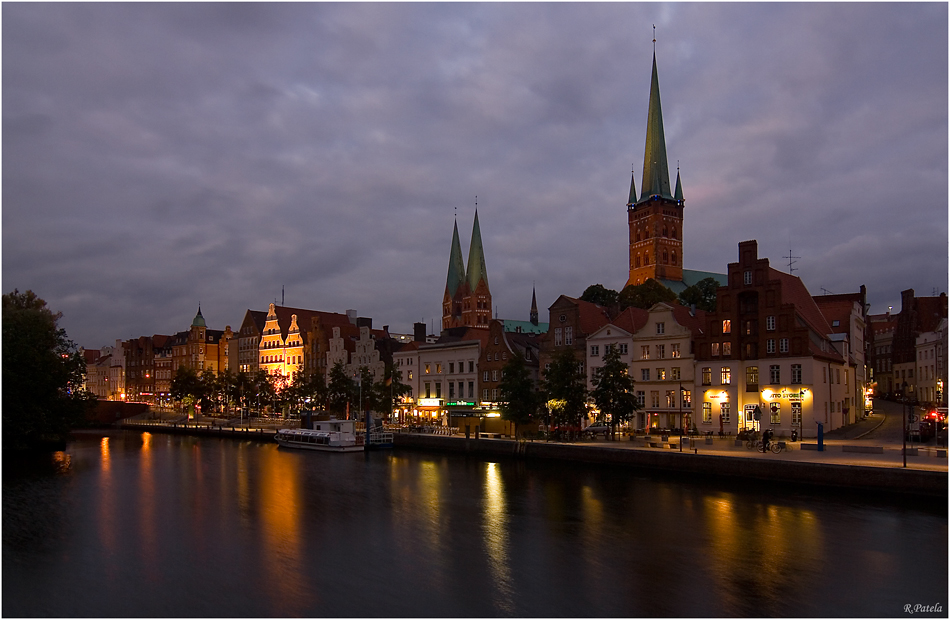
[682,389,691,407]
[722,342,732,356]
[651,391,660,407]
[468,381,474,398]
[449,362,455,374]
[711,343,720,356]
[744,270,752,285]
[435,383,441,398]
[492,370,499,382]
[746,366,759,390]
[666,391,676,407]
[836,369,841,384]
[770,365,780,384]
[641,369,650,381]
[766,316,776,331]
[721,367,731,384]
[565,327,573,346]
[657,368,666,380]
[656,322,665,335]
[721,403,731,423]
[641,346,650,360]
[703,402,712,423]
[449,383,455,399]
[554,328,562,346]
[671,343,681,358]
[591,345,600,356]
[702,367,712,385]
[619,343,628,355]
[408,370,414,380]
[769,402,781,424]
[483,371,489,382]
[483,389,489,400]
[779,338,789,353]
[671,367,681,381]
[425,382,431,398]
[636,391,645,407]
[791,402,802,427]
[436,363,442,374]
[722,320,732,334]
[469,361,474,373]
[656,344,666,359]
[767,339,775,354]
[425,363,431,374]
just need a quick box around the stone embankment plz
[393,434,947,498]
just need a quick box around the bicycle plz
[770,441,786,454]
[744,432,760,450]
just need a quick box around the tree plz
[250,369,276,416]
[678,277,720,313]
[326,361,355,417]
[290,370,327,413]
[619,278,677,310]
[171,366,205,418]
[540,348,588,433]
[580,284,619,308]
[371,365,411,421]
[3,289,94,449]
[498,352,541,437]
[590,346,638,439]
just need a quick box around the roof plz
[638,53,672,203]
[768,267,844,362]
[670,304,707,338]
[191,306,206,328]
[503,319,549,334]
[657,269,727,295]
[445,219,466,298]
[813,298,857,334]
[558,296,613,335]
[466,210,489,291]
[610,306,649,334]
[916,295,948,333]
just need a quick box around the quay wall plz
[393,434,948,498]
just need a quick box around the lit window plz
[721,367,731,385]
[722,320,732,334]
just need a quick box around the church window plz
[645,253,650,265]
[671,227,677,239]
[663,226,668,237]
[663,250,668,264]
[635,255,641,268]
[671,251,677,265]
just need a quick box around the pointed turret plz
[192,306,206,328]
[627,168,638,206]
[639,53,673,203]
[466,210,489,292]
[673,167,684,203]
[530,286,539,326]
[445,220,466,299]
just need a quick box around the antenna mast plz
[785,243,800,275]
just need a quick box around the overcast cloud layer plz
[3,3,947,347]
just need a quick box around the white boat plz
[275,419,364,452]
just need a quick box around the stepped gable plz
[271,305,351,344]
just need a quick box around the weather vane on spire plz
[653,24,656,51]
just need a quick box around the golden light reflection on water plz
[98,436,116,578]
[484,462,514,613]
[138,433,159,583]
[703,493,823,608]
[258,447,309,613]
[51,450,71,473]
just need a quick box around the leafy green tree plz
[498,352,541,437]
[250,369,276,415]
[217,369,239,416]
[371,365,411,420]
[619,278,677,310]
[199,368,219,413]
[290,370,327,413]
[2,289,94,449]
[678,277,720,313]
[326,361,355,417]
[171,366,205,418]
[580,284,619,308]
[541,348,588,432]
[590,346,638,439]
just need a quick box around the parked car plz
[584,423,611,438]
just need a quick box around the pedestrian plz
[762,427,773,453]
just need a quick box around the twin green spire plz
[445,211,489,296]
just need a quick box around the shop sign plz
[417,398,442,407]
[445,400,476,407]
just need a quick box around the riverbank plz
[393,434,948,499]
[106,421,947,498]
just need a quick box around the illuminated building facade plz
[694,241,850,439]
[170,307,233,376]
[916,319,947,405]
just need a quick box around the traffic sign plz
[753,405,762,421]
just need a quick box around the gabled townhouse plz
[694,241,849,439]
[814,287,869,422]
[539,295,614,385]
[868,311,898,397]
[916,318,948,406]
[477,318,543,431]
[891,289,948,401]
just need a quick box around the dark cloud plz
[3,3,946,347]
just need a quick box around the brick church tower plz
[442,211,492,330]
[626,49,685,288]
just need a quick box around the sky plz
[3,2,947,348]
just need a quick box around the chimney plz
[346,309,357,324]
[356,317,372,329]
[413,322,426,342]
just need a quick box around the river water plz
[3,430,947,617]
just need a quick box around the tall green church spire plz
[639,52,673,203]
[627,168,638,206]
[466,210,488,292]
[445,219,466,298]
[673,166,684,202]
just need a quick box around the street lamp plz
[902,381,908,468]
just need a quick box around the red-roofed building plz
[814,287,870,419]
[868,311,898,396]
[694,241,851,438]
[538,295,614,384]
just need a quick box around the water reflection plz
[483,462,513,614]
[138,433,159,584]
[97,437,117,581]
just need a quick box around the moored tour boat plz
[275,419,364,452]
